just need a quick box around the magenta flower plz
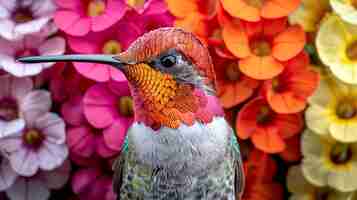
[0,110,68,176]
[0,158,18,192]
[0,0,57,40]
[6,160,71,200]
[0,75,51,138]
[71,163,116,200]
[62,95,119,161]
[67,22,141,82]
[83,81,133,152]
[0,35,65,77]
[54,0,127,36]
[49,63,94,103]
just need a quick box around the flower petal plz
[21,91,51,125]
[39,159,71,189]
[37,142,68,171]
[35,113,66,144]
[305,105,330,135]
[251,126,286,153]
[262,0,301,19]
[272,25,306,61]
[54,11,91,36]
[221,0,260,22]
[240,55,284,80]
[330,122,357,143]
[222,21,250,58]
[6,177,50,200]
[61,95,86,126]
[0,158,17,191]
[67,126,95,158]
[103,119,128,151]
[10,149,39,176]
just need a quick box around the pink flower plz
[0,110,68,176]
[5,160,71,200]
[49,63,94,103]
[54,0,127,36]
[62,95,120,162]
[0,158,18,192]
[0,35,65,77]
[0,0,57,40]
[71,162,116,200]
[83,81,133,152]
[0,75,51,138]
[67,22,141,82]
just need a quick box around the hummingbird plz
[18,27,244,200]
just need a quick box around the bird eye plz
[160,55,176,68]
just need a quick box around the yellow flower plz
[289,0,330,32]
[330,0,357,25]
[302,129,357,192]
[306,75,357,142]
[316,14,357,84]
[287,165,353,200]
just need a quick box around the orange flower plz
[279,135,302,163]
[262,52,320,114]
[221,0,301,22]
[214,57,260,108]
[236,97,303,153]
[166,0,219,41]
[242,149,284,200]
[222,19,306,80]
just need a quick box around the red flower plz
[214,56,260,108]
[236,97,303,153]
[262,52,320,113]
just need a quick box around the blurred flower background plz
[0,0,356,199]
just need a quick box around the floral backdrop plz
[0,0,356,199]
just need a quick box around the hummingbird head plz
[18,27,224,130]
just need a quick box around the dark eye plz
[160,55,176,68]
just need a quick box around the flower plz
[83,81,133,152]
[6,160,71,200]
[0,35,65,77]
[221,0,301,22]
[316,14,357,84]
[305,76,357,142]
[262,52,320,114]
[0,0,57,40]
[0,109,68,176]
[237,97,303,153]
[302,129,357,192]
[166,0,218,40]
[67,22,140,82]
[287,165,353,200]
[0,75,51,137]
[289,0,330,32]
[0,157,18,192]
[62,95,120,160]
[71,162,116,200]
[243,149,284,200]
[54,0,127,36]
[222,19,306,80]
[214,57,260,108]
[49,63,95,103]
[331,0,357,25]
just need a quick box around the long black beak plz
[17,54,125,70]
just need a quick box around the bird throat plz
[125,63,222,130]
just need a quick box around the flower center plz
[244,0,264,8]
[0,98,18,121]
[272,78,285,92]
[256,105,273,124]
[118,96,134,117]
[127,0,145,8]
[102,40,122,54]
[251,40,271,57]
[336,101,356,119]
[346,40,357,60]
[330,143,352,165]
[12,8,33,23]
[23,129,45,149]
[88,0,106,17]
[225,62,241,81]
